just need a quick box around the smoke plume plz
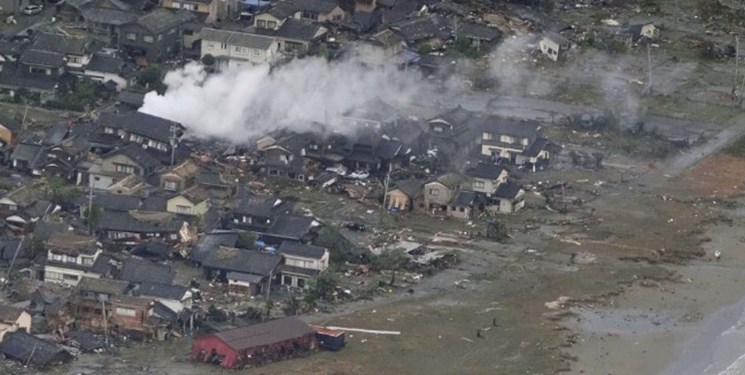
[140,56,432,142]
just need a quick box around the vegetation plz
[46,177,81,209]
[308,270,341,303]
[370,249,409,286]
[451,37,488,59]
[207,303,228,322]
[138,66,167,94]
[314,226,360,265]
[201,54,216,67]
[49,79,105,111]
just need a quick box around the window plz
[182,3,195,10]
[176,205,192,214]
[171,1,181,8]
[130,134,144,143]
[283,275,292,285]
[143,35,154,43]
[297,278,305,288]
[104,127,114,134]
[115,307,137,317]
[69,56,81,64]
[8,204,16,211]
[429,189,439,196]
[115,164,136,174]
[45,271,62,280]
[253,50,261,56]
[126,33,136,40]
[257,19,266,28]
[164,181,178,191]
[235,46,241,52]
[63,274,79,281]
[474,181,485,189]
[267,21,277,29]
[221,43,227,49]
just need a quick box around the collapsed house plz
[0,331,74,369]
[191,317,317,369]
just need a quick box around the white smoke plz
[139,56,430,142]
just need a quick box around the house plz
[391,14,452,49]
[448,190,479,220]
[0,305,31,341]
[74,277,131,331]
[0,331,74,368]
[386,178,423,211]
[340,97,399,129]
[294,0,346,23]
[18,49,67,78]
[135,281,192,312]
[199,28,280,68]
[253,2,301,30]
[119,9,195,62]
[192,317,316,369]
[262,214,322,245]
[260,141,315,182]
[5,198,52,233]
[479,117,554,170]
[0,113,21,148]
[83,53,137,91]
[106,174,153,195]
[0,185,34,216]
[166,185,210,216]
[109,295,161,340]
[355,29,405,67]
[98,111,185,154]
[201,246,282,295]
[43,233,111,286]
[628,22,656,42]
[131,239,173,259]
[456,22,502,49]
[278,241,329,289]
[493,182,525,214]
[0,238,27,263]
[117,90,145,109]
[159,159,199,192]
[78,7,140,43]
[161,0,239,24]
[422,173,461,214]
[190,229,239,264]
[91,145,161,189]
[254,18,328,55]
[119,258,176,285]
[44,136,90,181]
[31,32,96,71]
[427,105,478,137]
[98,209,186,244]
[9,143,45,174]
[465,163,508,195]
[539,32,571,62]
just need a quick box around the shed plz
[192,317,317,369]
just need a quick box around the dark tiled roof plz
[10,143,43,162]
[235,193,291,216]
[0,63,58,92]
[102,144,161,170]
[278,241,325,259]
[275,18,325,41]
[211,317,313,351]
[465,163,505,180]
[66,330,106,352]
[98,111,183,144]
[98,210,184,234]
[117,90,145,107]
[265,214,320,240]
[131,240,172,259]
[494,182,523,200]
[523,137,550,157]
[202,247,281,276]
[479,116,541,139]
[391,14,450,44]
[457,22,502,41]
[0,331,73,368]
[85,54,128,74]
[32,33,90,56]
[20,49,66,68]
[136,281,188,300]
[262,2,299,19]
[0,113,21,132]
[191,230,239,264]
[93,193,142,211]
[391,178,423,197]
[136,8,194,34]
[452,190,477,206]
[120,258,175,284]
[296,0,338,14]
[81,7,141,26]
[0,304,25,323]
[77,276,129,296]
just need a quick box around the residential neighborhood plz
[0,0,738,373]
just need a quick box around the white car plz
[22,5,43,15]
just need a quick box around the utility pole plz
[21,104,29,130]
[4,237,24,289]
[101,298,109,345]
[87,176,94,233]
[735,34,740,101]
[169,126,178,166]
[645,43,653,95]
[379,164,391,226]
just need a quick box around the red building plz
[192,317,317,369]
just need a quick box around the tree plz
[238,232,258,249]
[310,270,340,301]
[314,227,356,265]
[138,66,166,94]
[370,249,408,286]
[46,177,81,209]
[83,205,102,231]
[201,54,216,67]
[263,300,275,321]
[27,237,45,258]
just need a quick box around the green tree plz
[47,177,81,208]
[83,205,102,231]
[27,237,46,258]
[201,54,216,67]
[418,44,433,55]
[138,66,166,94]
[310,270,340,301]
[314,227,356,265]
[370,249,408,286]
[238,232,258,249]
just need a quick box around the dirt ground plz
[683,155,745,197]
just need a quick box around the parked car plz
[22,5,43,15]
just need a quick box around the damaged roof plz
[0,304,26,323]
[120,258,175,284]
[98,210,184,234]
[77,276,130,296]
[466,163,506,180]
[202,247,281,276]
[479,116,541,139]
[136,281,188,300]
[278,241,326,259]
[494,182,523,200]
[102,144,161,170]
[265,214,321,241]
[191,230,240,264]
[98,111,183,144]
[32,32,91,56]
[390,178,423,197]
[211,317,314,351]
[0,331,74,368]
[134,8,194,34]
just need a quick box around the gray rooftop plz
[200,28,276,50]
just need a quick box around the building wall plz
[111,304,150,330]
[423,182,453,208]
[472,177,500,195]
[284,251,329,271]
[386,189,411,210]
[316,6,345,23]
[44,264,101,286]
[0,124,14,146]
[447,205,471,219]
[201,38,277,65]
[120,24,182,62]
[0,311,31,341]
[101,154,145,176]
[166,195,209,216]
[539,38,564,61]
[253,13,283,29]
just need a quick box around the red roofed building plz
[191,317,317,368]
